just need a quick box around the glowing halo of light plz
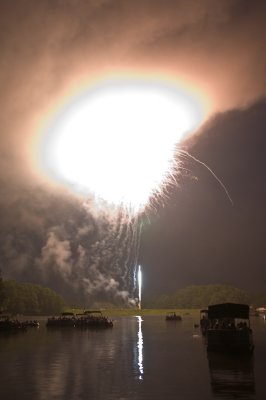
[38,79,205,212]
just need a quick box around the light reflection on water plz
[0,316,266,399]
[136,316,144,379]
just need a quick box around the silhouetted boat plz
[165,312,182,321]
[46,310,113,329]
[76,310,113,329]
[46,312,76,327]
[24,320,40,328]
[0,315,27,332]
[205,303,254,353]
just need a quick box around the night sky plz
[0,0,265,304]
[141,100,266,295]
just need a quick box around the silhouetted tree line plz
[143,284,266,309]
[0,275,65,315]
[1,273,266,312]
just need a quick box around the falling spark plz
[178,149,234,205]
[138,265,142,310]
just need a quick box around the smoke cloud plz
[0,185,140,305]
[0,0,265,302]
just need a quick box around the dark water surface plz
[0,315,266,400]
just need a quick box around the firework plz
[138,265,142,310]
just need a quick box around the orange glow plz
[36,76,207,212]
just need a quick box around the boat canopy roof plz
[61,312,75,316]
[84,310,102,315]
[208,303,250,319]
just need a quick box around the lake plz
[0,314,266,400]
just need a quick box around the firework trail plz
[177,149,234,205]
[79,146,233,308]
[75,202,143,306]
[138,265,142,309]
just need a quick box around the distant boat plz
[46,310,113,329]
[24,320,40,328]
[76,310,113,329]
[46,312,76,327]
[0,315,27,332]
[165,312,182,321]
[204,303,254,353]
[255,307,266,320]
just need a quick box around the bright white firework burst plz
[39,80,205,213]
[138,265,142,309]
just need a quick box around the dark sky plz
[0,0,266,304]
[141,100,266,295]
